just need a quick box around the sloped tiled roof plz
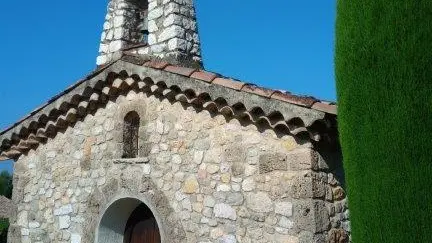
[0,53,338,161]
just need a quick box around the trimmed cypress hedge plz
[335,1,432,242]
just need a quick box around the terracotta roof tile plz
[213,78,245,91]
[242,84,275,98]
[190,71,219,83]
[312,102,337,115]
[144,60,170,70]
[271,91,317,108]
[164,65,196,77]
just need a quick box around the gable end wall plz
[7,90,349,243]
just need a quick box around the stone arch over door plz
[96,197,161,243]
[89,175,186,243]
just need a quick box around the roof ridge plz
[121,54,337,113]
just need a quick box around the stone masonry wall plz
[8,90,349,243]
[97,0,202,67]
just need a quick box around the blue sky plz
[0,1,336,172]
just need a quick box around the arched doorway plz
[124,203,161,243]
[96,198,161,243]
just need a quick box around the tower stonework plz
[97,0,202,68]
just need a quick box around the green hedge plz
[335,1,432,242]
[0,218,8,243]
[0,171,12,199]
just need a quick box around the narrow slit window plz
[139,7,149,44]
[135,0,149,44]
[123,111,140,158]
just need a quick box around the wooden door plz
[124,204,161,243]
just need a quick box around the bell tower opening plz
[97,0,202,68]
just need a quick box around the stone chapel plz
[0,0,350,242]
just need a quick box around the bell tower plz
[97,0,202,68]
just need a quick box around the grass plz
[335,1,432,242]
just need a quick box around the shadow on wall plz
[316,142,346,189]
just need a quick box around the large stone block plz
[246,192,273,213]
[291,173,313,199]
[287,148,319,171]
[214,203,237,220]
[292,172,327,199]
[312,173,328,199]
[293,201,314,233]
[225,145,246,162]
[59,215,71,229]
[275,202,293,217]
[313,200,330,233]
[183,176,199,194]
[231,163,245,176]
[259,153,288,174]
[294,200,330,235]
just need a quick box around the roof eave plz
[0,56,337,160]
